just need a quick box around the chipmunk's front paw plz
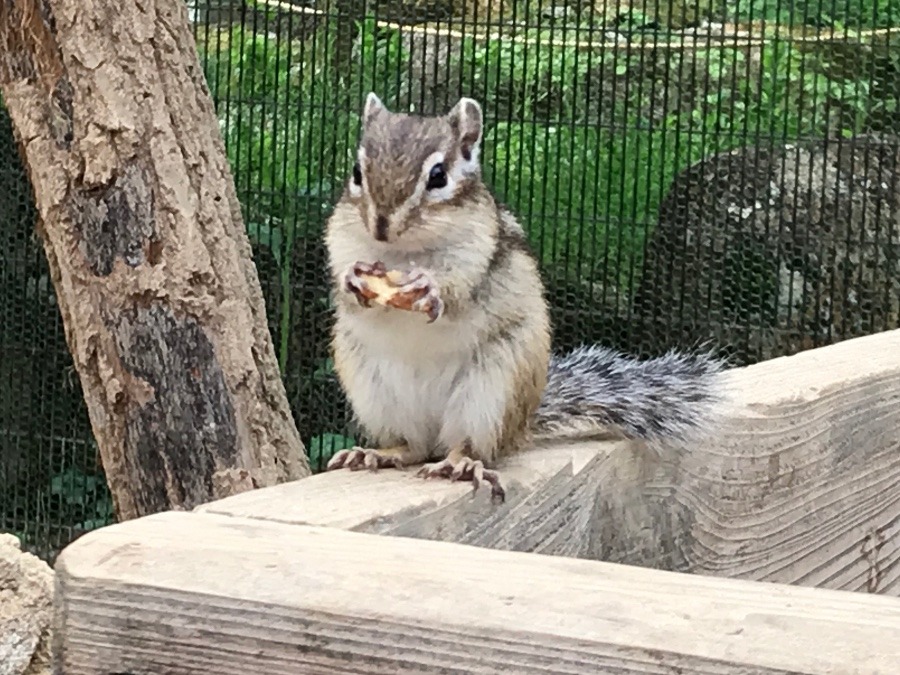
[326,446,407,472]
[343,261,386,307]
[417,456,506,503]
[395,267,444,322]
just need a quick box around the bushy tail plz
[532,344,728,444]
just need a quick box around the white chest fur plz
[337,306,480,452]
[327,203,501,452]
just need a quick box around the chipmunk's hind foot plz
[417,451,506,504]
[326,444,410,472]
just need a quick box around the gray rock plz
[634,134,900,364]
[0,534,53,675]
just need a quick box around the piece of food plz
[357,269,407,305]
[357,266,441,320]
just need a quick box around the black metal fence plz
[2,0,899,561]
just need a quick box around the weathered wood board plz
[197,328,900,593]
[53,510,900,674]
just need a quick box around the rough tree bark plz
[0,0,311,520]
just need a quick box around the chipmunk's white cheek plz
[426,177,457,203]
[458,146,480,177]
[348,181,362,198]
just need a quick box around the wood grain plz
[197,328,900,593]
[53,510,900,674]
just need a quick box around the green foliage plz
[198,22,354,226]
[483,122,667,287]
[726,0,900,29]
[50,466,114,532]
[195,12,890,289]
[354,17,409,103]
[307,432,357,467]
[685,42,870,144]
[8,460,114,557]
[455,23,874,286]
[191,8,898,468]
[468,27,592,122]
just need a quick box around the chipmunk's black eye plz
[352,162,362,186]
[426,163,447,190]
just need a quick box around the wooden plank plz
[199,438,615,554]
[196,329,900,593]
[54,510,900,674]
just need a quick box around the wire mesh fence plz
[2,0,899,561]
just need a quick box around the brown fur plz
[324,94,552,499]
[357,112,462,231]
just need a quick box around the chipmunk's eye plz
[426,163,447,190]
[352,162,362,186]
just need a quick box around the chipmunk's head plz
[345,92,484,244]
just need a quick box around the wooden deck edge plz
[52,510,900,674]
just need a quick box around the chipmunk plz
[323,93,726,502]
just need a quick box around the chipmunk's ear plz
[362,92,387,129]
[447,97,483,163]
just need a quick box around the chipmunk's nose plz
[374,214,389,242]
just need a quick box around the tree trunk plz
[0,0,311,521]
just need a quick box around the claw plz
[417,456,505,503]
[396,267,445,322]
[413,293,444,323]
[343,261,386,307]
[326,446,405,472]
